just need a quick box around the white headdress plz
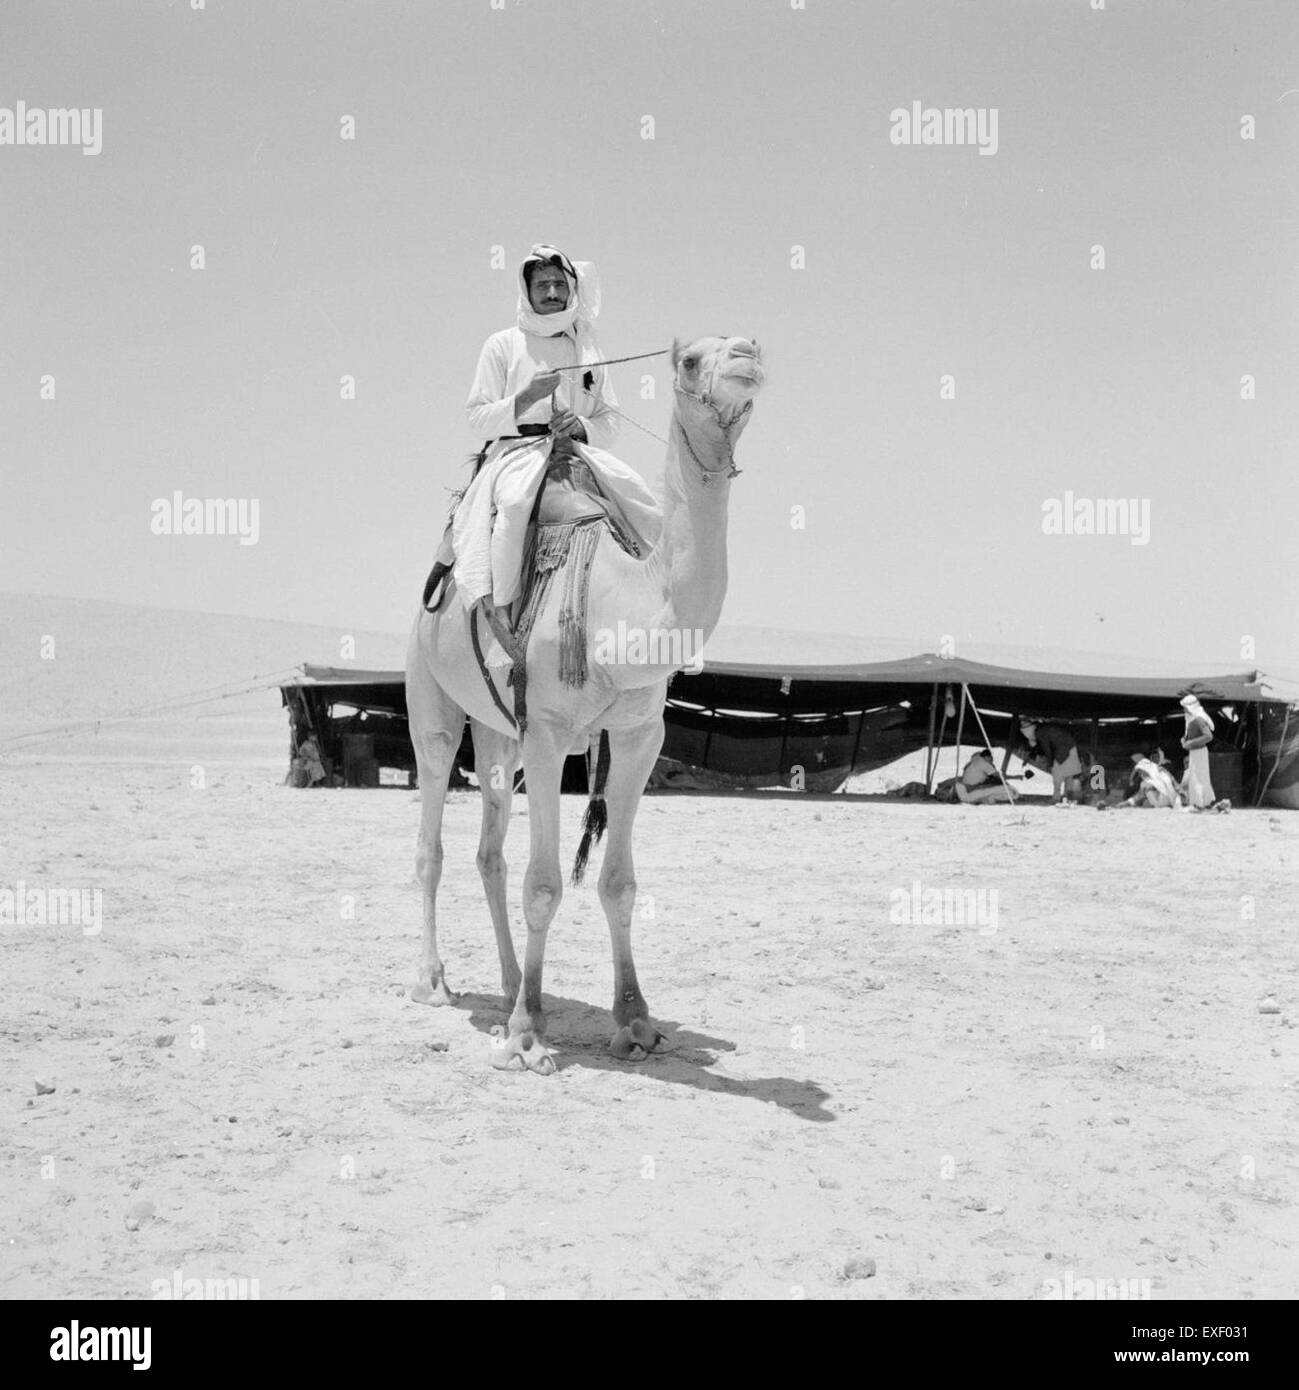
[1180,693,1215,733]
[516,244,601,345]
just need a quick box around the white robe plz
[465,325,621,450]
[435,326,662,611]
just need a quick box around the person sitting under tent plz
[286,733,326,788]
[1118,750,1181,808]
[1016,716,1084,805]
[954,747,1015,803]
[422,244,661,663]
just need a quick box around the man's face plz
[528,264,570,314]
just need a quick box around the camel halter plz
[554,343,756,485]
[672,384,752,486]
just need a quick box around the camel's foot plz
[610,1018,672,1062]
[410,973,457,1006]
[489,1027,556,1075]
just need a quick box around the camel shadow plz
[447,990,835,1122]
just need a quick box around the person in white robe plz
[1120,753,1181,808]
[1178,694,1216,809]
[431,245,661,621]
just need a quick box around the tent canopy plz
[287,626,1299,710]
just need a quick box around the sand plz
[1,596,1296,1299]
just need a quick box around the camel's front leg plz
[407,674,466,1006]
[598,718,672,1061]
[470,720,522,1008]
[491,723,566,1075]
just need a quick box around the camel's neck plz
[658,410,733,641]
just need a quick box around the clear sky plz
[3,0,1296,671]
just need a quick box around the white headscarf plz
[1180,694,1215,733]
[516,244,601,345]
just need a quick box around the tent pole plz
[931,700,951,792]
[1252,702,1263,805]
[966,686,1017,803]
[849,708,866,779]
[954,684,968,776]
[924,683,939,790]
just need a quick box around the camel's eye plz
[681,356,696,371]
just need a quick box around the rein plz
[550,348,669,372]
[552,344,753,486]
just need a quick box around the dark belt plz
[499,424,551,439]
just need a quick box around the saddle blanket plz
[435,438,662,612]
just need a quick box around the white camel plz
[406,335,765,1073]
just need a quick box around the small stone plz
[228,1116,238,1123]
[425,1041,449,1052]
[34,1079,55,1096]
[818,1177,841,1189]
[1258,998,1281,1015]
[965,1196,988,1212]
[201,996,216,1006]
[154,1034,175,1048]
[124,1199,155,1231]
[107,1053,122,1062]
[842,1257,876,1280]
[341,1039,354,1049]
[1112,1116,1130,1125]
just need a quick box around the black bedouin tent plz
[277,626,1299,806]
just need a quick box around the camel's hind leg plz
[470,719,522,1009]
[598,718,672,1061]
[408,658,466,1006]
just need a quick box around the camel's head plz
[671,336,765,434]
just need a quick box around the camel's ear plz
[670,338,683,370]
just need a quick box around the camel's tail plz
[571,730,611,885]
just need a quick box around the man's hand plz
[513,368,563,418]
[550,408,587,442]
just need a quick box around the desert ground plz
[1,596,1296,1300]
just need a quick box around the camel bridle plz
[553,339,760,487]
[672,341,760,486]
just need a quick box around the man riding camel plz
[424,245,661,651]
